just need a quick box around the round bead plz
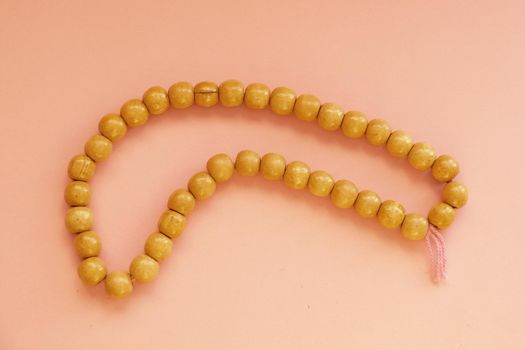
[77,257,107,286]
[120,99,149,127]
[168,81,194,108]
[401,214,428,240]
[167,189,196,215]
[308,171,335,197]
[188,172,216,200]
[330,180,358,208]
[354,190,382,218]
[408,142,436,170]
[143,86,169,115]
[144,232,173,262]
[74,231,101,258]
[84,134,112,162]
[65,206,93,233]
[64,181,91,206]
[260,153,286,180]
[98,113,127,141]
[130,254,159,283]
[194,81,219,107]
[341,111,368,138]
[219,80,244,107]
[270,87,296,115]
[428,202,456,229]
[283,161,310,190]
[442,181,468,208]
[386,130,413,157]
[293,94,321,121]
[235,150,261,176]
[105,271,133,298]
[317,103,344,131]
[68,155,96,181]
[432,155,460,182]
[207,153,234,183]
[244,83,270,109]
[377,200,405,229]
[158,210,187,238]
[365,119,391,146]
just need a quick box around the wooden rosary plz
[64,80,468,298]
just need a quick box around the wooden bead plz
[244,83,270,109]
[377,200,405,229]
[283,161,310,190]
[308,171,335,197]
[130,254,159,283]
[408,142,436,170]
[293,94,320,121]
[194,81,219,107]
[168,81,194,108]
[68,155,96,181]
[341,111,368,138]
[366,119,391,146]
[167,189,196,215]
[235,150,260,176]
[143,86,169,115]
[442,181,468,208]
[317,103,344,131]
[401,213,428,240]
[105,271,133,298]
[120,99,149,127]
[219,80,244,107]
[188,172,216,200]
[74,231,101,258]
[260,153,286,180]
[84,134,112,162]
[330,179,358,208]
[78,257,107,286]
[207,153,234,183]
[354,190,381,218]
[64,181,91,206]
[158,210,187,238]
[270,87,296,115]
[144,232,173,262]
[98,113,127,141]
[432,155,460,182]
[386,130,413,157]
[65,207,93,233]
[428,202,456,229]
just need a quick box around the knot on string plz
[425,224,447,283]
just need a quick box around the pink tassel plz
[425,225,447,283]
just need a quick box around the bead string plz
[64,80,468,298]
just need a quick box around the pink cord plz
[425,225,447,283]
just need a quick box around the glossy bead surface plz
[188,172,216,200]
[68,155,96,181]
[244,83,270,109]
[130,254,159,283]
[366,119,391,145]
[65,206,93,233]
[98,113,127,141]
[428,202,456,229]
[167,189,196,215]
[341,111,368,138]
[330,180,358,208]
[377,200,405,229]
[308,171,335,197]
[120,99,149,127]
[105,271,133,298]
[432,155,460,182]
[219,80,244,107]
[64,181,91,206]
[408,142,436,170]
[283,161,310,190]
[207,153,234,183]
[158,210,187,238]
[354,190,382,218]
[235,150,260,176]
[143,86,169,115]
[84,134,112,162]
[260,153,286,180]
[442,181,468,208]
[144,232,173,262]
[78,257,107,286]
[74,231,101,258]
[168,81,194,108]
[386,130,413,157]
[194,81,219,107]
[293,94,320,121]
[317,103,344,131]
[401,214,428,240]
[270,87,296,115]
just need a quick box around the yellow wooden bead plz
[317,103,344,131]
[260,153,286,180]
[366,119,391,145]
[330,179,358,208]
[194,81,219,107]
[442,181,468,208]
[386,130,413,157]
[130,254,159,283]
[432,155,460,182]
[98,113,127,141]
[235,150,261,176]
[68,155,96,181]
[74,231,101,258]
[401,213,428,240]
[144,232,173,262]
[293,94,321,121]
[120,99,149,127]
[84,134,112,162]
[270,87,296,115]
[408,142,436,170]
[219,80,244,107]
[78,257,107,286]
[158,210,187,238]
[283,161,310,190]
[354,190,382,218]
[188,172,216,200]
[64,181,91,206]
[244,83,270,109]
[65,206,93,233]
[167,189,196,215]
[168,81,194,108]
[308,171,335,197]
[428,202,456,229]
[341,111,368,138]
[377,200,405,229]
[207,153,234,183]
[143,86,169,115]
[105,271,133,298]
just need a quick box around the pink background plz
[1,0,524,349]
